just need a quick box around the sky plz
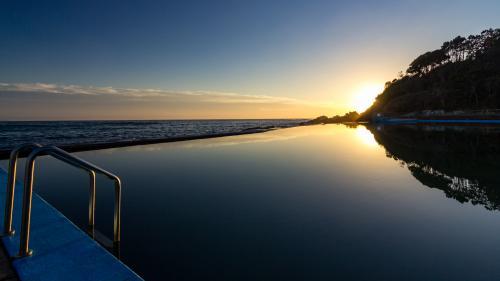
[1,0,500,120]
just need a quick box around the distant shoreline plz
[373,118,500,125]
[303,117,500,126]
[307,111,500,125]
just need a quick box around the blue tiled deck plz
[0,168,143,281]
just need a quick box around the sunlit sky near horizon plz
[1,0,500,120]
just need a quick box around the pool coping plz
[0,168,143,281]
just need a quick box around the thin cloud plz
[0,82,333,120]
[0,82,311,105]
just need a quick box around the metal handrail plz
[3,143,42,236]
[16,146,121,257]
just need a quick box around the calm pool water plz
[3,124,500,280]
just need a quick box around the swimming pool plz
[3,124,500,280]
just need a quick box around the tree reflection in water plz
[366,124,500,211]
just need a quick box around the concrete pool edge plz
[0,168,144,281]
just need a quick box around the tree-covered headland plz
[307,28,500,124]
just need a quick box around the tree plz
[358,28,500,120]
[406,49,448,76]
[442,36,467,62]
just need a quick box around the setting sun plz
[352,84,384,113]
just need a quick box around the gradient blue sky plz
[1,0,500,120]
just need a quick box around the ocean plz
[0,119,305,151]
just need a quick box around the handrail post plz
[88,171,96,238]
[4,143,41,236]
[113,178,121,243]
[18,152,37,257]
[112,178,121,259]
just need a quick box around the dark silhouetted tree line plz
[360,28,500,119]
[303,111,359,125]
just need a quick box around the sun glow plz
[352,84,384,113]
[355,126,378,148]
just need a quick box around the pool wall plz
[0,168,143,281]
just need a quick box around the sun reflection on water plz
[355,126,378,148]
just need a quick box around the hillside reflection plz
[367,125,500,211]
